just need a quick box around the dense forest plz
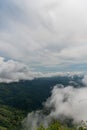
[37,120,85,130]
[0,75,84,130]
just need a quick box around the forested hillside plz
[0,76,82,111]
[0,75,83,129]
[0,105,25,130]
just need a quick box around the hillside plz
[0,75,82,111]
[0,75,83,129]
[0,105,25,130]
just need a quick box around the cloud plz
[45,85,87,122]
[0,56,84,82]
[82,75,87,86]
[22,82,87,130]
[22,111,51,130]
[0,57,34,82]
[0,0,87,71]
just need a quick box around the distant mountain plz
[0,75,84,129]
[0,75,83,112]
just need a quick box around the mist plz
[45,85,87,122]
[22,77,87,130]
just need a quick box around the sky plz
[0,0,87,77]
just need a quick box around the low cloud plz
[0,57,34,82]
[22,77,87,130]
[82,75,87,86]
[0,57,83,83]
[45,85,87,122]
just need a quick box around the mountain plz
[0,75,83,111]
[0,75,83,129]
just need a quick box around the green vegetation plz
[37,121,76,130]
[0,76,83,129]
[37,121,87,130]
[0,76,82,112]
[0,126,7,130]
[0,105,25,130]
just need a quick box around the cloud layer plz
[45,85,87,122]
[0,0,87,71]
[0,57,34,82]
[0,56,83,82]
[22,82,87,130]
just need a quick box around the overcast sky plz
[0,0,87,73]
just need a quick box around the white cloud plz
[82,75,87,86]
[0,0,87,70]
[45,85,87,122]
[22,82,87,130]
[0,57,34,82]
[0,56,83,82]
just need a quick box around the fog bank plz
[22,76,87,130]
